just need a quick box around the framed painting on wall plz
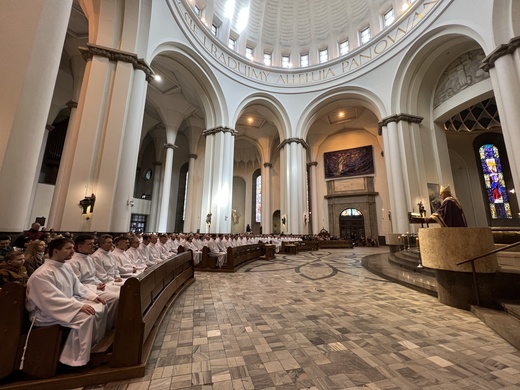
[324,145,374,179]
[427,183,441,213]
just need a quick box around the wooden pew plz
[0,252,195,389]
[297,240,320,251]
[0,283,69,381]
[225,243,265,272]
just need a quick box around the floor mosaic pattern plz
[98,248,520,390]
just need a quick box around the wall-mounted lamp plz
[79,194,96,216]
[127,198,135,207]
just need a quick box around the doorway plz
[339,208,364,244]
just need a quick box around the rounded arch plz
[298,86,387,142]
[149,42,228,129]
[392,25,489,115]
[233,93,292,140]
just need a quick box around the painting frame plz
[324,145,374,179]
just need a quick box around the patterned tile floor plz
[100,248,520,390]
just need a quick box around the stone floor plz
[96,248,520,390]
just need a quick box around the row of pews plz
[0,251,195,390]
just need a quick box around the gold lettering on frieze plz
[177,0,438,85]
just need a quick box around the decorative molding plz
[202,126,238,137]
[307,161,318,167]
[78,43,154,82]
[189,154,198,159]
[152,161,162,166]
[263,162,272,168]
[378,113,423,135]
[66,100,78,109]
[45,124,55,132]
[278,137,309,150]
[164,143,178,149]
[481,36,520,72]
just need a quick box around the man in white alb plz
[25,238,108,367]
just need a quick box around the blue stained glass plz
[479,144,512,219]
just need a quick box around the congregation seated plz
[24,239,47,276]
[91,234,124,284]
[25,237,109,368]
[111,236,139,277]
[0,249,28,287]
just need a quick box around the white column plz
[148,161,162,232]
[110,69,148,231]
[483,38,520,193]
[261,163,272,234]
[308,161,319,234]
[0,0,72,232]
[279,139,308,234]
[200,127,236,233]
[382,121,408,233]
[183,154,197,232]
[157,143,177,232]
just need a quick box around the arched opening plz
[339,208,364,244]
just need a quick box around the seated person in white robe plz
[148,234,163,263]
[127,235,148,272]
[69,234,119,330]
[206,235,227,268]
[91,234,124,284]
[138,234,158,267]
[157,234,173,260]
[184,237,201,265]
[26,238,108,367]
[111,236,138,277]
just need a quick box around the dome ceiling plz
[212,0,392,48]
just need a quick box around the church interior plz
[1,0,520,388]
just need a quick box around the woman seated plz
[24,239,47,276]
[0,249,28,287]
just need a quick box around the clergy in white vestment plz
[184,237,201,265]
[206,236,226,268]
[138,234,158,267]
[112,236,138,277]
[157,234,173,260]
[127,235,148,272]
[91,235,124,284]
[148,234,163,263]
[69,235,120,330]
[26,238,108,367]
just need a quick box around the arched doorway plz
[272,210,281,234]
[339,208,364,244]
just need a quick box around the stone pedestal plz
[419,228,498,310]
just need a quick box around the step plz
[471,305,520,350]
[499,300,520,321]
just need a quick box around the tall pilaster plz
[148,161,162,232]
[0,0,73,232]
[200,127,237,233]
[308,161,319,234]
[183,154,198,233]
[261,163,272,234]
[278,138,308,234]
[482,36,520,195]
[157,143,177,232]
[57,44,153,232]
[378,114,423,233]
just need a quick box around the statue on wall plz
[231,208,240,225]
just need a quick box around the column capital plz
[481,36,520,72]
[189,154,198,159]
[203,126,237,137]
[66,100,78,109]
[263,162,272,168]
[307,161,318,167]
[164,143,178,150]
[278,137,309,150]
[378,113,423,135]
[78,43,154,82]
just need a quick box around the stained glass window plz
[341,208,363,216]
[255,175,261,223]
[479,144,512,219]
